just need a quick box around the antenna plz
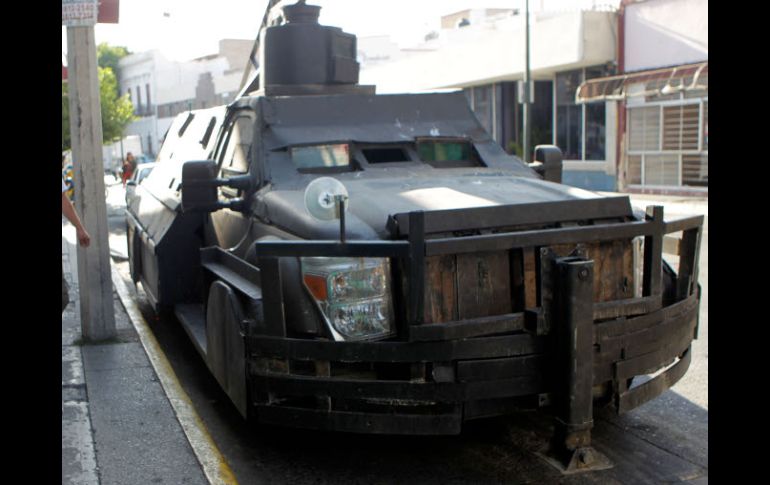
[304,177,350,242]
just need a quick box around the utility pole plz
[64,1,116,340]
[522,0,532,163]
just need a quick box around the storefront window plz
[585,103,605,160]
[473,85,493,135]
[556,105,581,160]
[628,106,660,152]
[556,67,609,161]
[556,70,582,160]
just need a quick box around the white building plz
[578,0,708,194]
[359,5,621,191]
[118,39,252,158]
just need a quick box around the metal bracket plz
[535,245,588,336]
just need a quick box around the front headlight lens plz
[301,257,395,341]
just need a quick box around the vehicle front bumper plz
[246,290,698,434]
[246,202,703,434]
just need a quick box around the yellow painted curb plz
[112,265,239,485]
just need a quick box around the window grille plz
[627,95,707,188]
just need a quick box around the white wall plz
[624,0,708,72]
[357,36,403,67]
[360,10,616,94]
[119,49,235,157]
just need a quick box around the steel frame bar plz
[252,373,544,402]
[643,206,664,297]
[244,203,703,436]
[550,257,599,469]
[251,206,702,340]
[389,197,633,236]
[247,333,546,362]
[616,347,691,413]
[259,257,286,337]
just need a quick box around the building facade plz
[359,5,620,191]
[578,0,708,194]
[118,39,252,158]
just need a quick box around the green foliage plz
[99,67,136,143]
[97,43,130,78]
[62,43,135,151]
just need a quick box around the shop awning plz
[576,61,707,103]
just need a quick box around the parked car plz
[124,162,156,202]
[134,153,154,165]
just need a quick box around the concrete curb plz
[111,265,239,485]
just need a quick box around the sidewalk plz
[600,191,708,217]
[62,219,209,485]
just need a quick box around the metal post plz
[522,0,531,163]
[119,137,124,180]
[336,195,346,243]
[643,206,664,298]
[259,257,286,337]
[67,25,116,341]
[407,211,425,337]
[540,256,611,473]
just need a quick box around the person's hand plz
[76,227,91,248]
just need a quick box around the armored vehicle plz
[126,1,702,472]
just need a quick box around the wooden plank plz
[523,248,537,309]
[622,237,636,298]
[456,251,512,319]
[423,255,457,324]
[585,240,634,302]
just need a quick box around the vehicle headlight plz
[301,257,395,341]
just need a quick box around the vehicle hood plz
[254,170,609,240]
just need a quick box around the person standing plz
[121,152,137,187]
[62,164,91,312]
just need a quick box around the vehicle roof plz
[255,91,491,150]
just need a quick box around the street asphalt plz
[62,178,707,484]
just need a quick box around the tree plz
[97,43,130,79]
[62,44,135,151]
[99,67,135,143]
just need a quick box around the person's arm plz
[62,191,91,247]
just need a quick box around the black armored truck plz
[126,1,702,472]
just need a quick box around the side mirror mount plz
[181,160,254,213]
[528,145,563,184]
